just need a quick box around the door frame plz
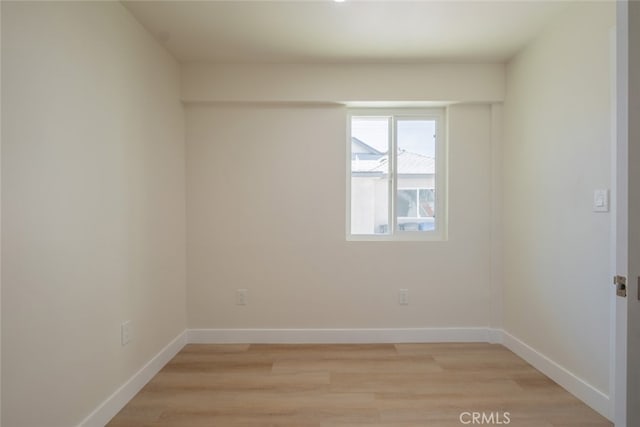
[614,1,632,426]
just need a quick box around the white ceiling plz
[122,1,570,64]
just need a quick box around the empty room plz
[2,1,639,426]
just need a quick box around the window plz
[347,109,446,240]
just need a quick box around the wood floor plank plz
[180,344,251,353]
[145,371,331,392]
[107,343,612,427]
[272,356,442,375]
[249,343,397,359]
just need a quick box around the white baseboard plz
[77,330,187,427]
[501,330,612,421]
[187,327,494,344]
[487,327,504,344]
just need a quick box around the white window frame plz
[346,108,447,241]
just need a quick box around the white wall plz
[181,63,505,104]
[186,102,496,330]
[503,1,614,397]
[1,2,186,426]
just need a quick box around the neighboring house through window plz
[348,109,446,240]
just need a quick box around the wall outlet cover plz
[121,321,132,346]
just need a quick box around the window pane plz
[397,189,417,217]
[351,117,389,235]
[351,178,389,234]
[419,189,435,218]
[396,119,436,232]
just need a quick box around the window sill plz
[346,231,447,242]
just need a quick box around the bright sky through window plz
[351,118,436,157]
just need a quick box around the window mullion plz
[390,116,397,235]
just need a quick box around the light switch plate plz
[593,189,609,212]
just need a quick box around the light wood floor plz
[107,343,612,427]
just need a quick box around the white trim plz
[188,327,491,344]
[77,330,187,427]
[501,330,612,421]
[615,3,630,427]
[610,22,626,426]
[487,328,503,345]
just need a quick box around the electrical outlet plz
[236,289,248,305]
[399,289,409,305]
[121,321,132,346]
